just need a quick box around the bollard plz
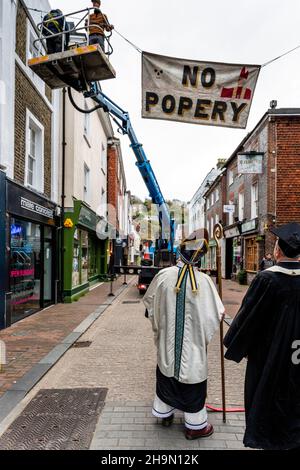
[123,271,128,286]
[108,275,115,297]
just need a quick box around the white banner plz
[238,153,263,174]
[142,52,260,129]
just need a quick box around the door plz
[43,226,54,307]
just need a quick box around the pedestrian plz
[259,252,275,271]
[42,9,70,54]
[143,229,224,439]
[86,0,114,52]
[224,222,300,450]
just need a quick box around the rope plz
[114,29,142,54]
[261,42,300,68]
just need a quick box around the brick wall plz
[107,144,119,231]
[14,2,52,198]
[276,117,300,224]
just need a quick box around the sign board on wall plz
[142,52,260,129]
[238,153,263,174]
[224,205,235,214]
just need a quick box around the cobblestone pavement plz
[0,276,131,397]
[0,277,250,450]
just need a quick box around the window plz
[211,192,214,206]
[84,104,90,142]
[27,21,45,93]
[251,184,258,219]
[101,143,107,174]
[246,237,258,272]
[207,197,210,209]
[215,188,219,202]
[84,164,90,203]
[25,110,44,192]
[228,170,234,186]
[210,217,214,238]
[239,192,244,221]
[228,201,234,225]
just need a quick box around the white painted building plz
[188,167,221,233]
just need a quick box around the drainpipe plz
[61,88,67,302]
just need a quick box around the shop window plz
[88,235,98,278]
[72,230,80,287]
[25,110,44,193]
[10,219,41,324]
[246,237,258,272]
[81,230,89,283]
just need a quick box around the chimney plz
[217,158,227,169]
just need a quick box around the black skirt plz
[156,366,207,413]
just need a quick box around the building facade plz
[0,0,61,328]
[61,91,114,302]
[203,108,300,284]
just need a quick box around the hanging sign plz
[238,153,263,174]
[142,51,260,129]
[224,205,235,213]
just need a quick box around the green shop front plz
[63,201,109,302]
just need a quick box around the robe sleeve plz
[223,273,274,363]
[143,273,161,345]
[205,275,225,343]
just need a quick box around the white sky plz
[53,0,300,202]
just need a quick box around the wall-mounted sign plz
[241,219,257,233]
[238,153,263,174]
[142,51,260,129]
[224,226,240,238]
[224,205,235,213]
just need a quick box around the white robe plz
[143,265,225,384]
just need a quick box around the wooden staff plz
[213,223,226,423]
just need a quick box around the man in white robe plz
[143,229,224,439]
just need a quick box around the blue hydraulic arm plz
[85,84,173,244]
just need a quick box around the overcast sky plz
[53,0,300,202]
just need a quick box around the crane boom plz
[86,85,173,243]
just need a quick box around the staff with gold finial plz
[213,222,226,423]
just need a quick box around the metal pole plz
[214,223,226,423]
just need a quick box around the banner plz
[142,52,260,129]
[238,153,263,174]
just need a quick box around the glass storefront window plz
[88,235,98,278]
[81,230,89,283]
[72,229,80,287]
[10,219,41,323]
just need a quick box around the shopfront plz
[63,201,108,303]
[4,179,57,327]
[241,219,259,283]
[224,224,241,279]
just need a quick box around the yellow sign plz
[64,218,74,229]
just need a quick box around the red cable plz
[206,404,245,412]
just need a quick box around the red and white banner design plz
[142,51,260,129]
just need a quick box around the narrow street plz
[0,276,248,450]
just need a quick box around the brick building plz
[0,0,61,328]
[107,138,130,267]
[203,108,300,284]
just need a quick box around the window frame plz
[25,109,44,193]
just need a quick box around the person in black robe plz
[224,222,300,450]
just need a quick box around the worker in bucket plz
[86,0,114,51]
[42,9,70,54]
[143,229,225,439]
